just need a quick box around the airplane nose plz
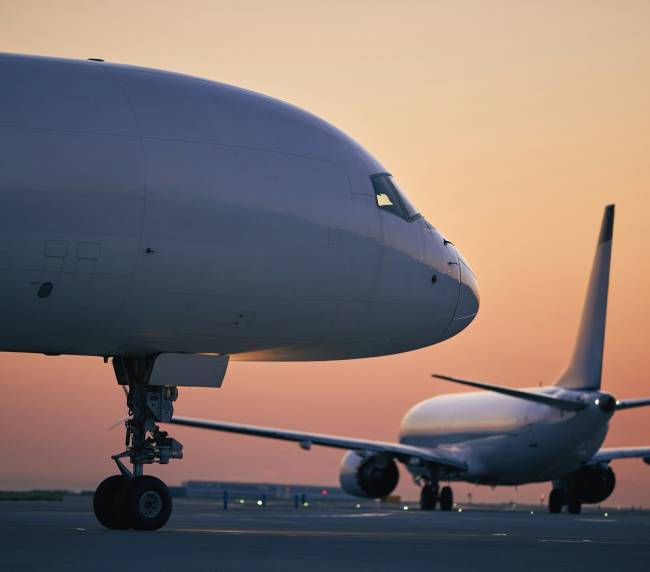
[457,258,480,320]
[443,256,480,339]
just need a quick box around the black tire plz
[420,485,437,510]
[548,488,563,514]
[126,475,172,531]
[93,475,131,529]
[439,486,453,511]
[567,497,582,514]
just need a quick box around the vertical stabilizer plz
[555,205,615,390]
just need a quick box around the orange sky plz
[1,0,649,506]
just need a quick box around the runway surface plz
[2,497,649,571]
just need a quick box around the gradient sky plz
[1,0,649,506]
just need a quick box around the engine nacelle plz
[568,465,616,504]
[339,451,399,498]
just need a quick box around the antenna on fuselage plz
[555,205,615,391]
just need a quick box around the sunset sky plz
[1,1,649,506]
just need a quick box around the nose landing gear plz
[93,475,131,529]
[93,357,183,531]
[93,474,172,530]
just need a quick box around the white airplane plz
[0,53,479,529]
[173,205,650,514]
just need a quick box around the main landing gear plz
[548,487,582,515]
[93,357,183,530]
[420,482,454,511]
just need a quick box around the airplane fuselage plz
[0,53,478,361]
[400,389,613,485]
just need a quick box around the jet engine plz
[339,451,399,498]
[567,465,616,504]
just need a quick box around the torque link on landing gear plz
[93,356,183,530]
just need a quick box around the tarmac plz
[2,497,649,571]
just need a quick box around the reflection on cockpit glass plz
[376,193,394,207]
[371,173,420,222]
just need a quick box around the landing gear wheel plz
[548,488,563,514]
[102,357,183,531]
[566,496,582,514]
[420,484,437,510]
[93,475,131,529]
[126,475,172,530]
[439,486,453,511]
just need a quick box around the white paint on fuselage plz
[399,389,612,485]
[0,53,479,360]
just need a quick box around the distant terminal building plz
[178,480,357,501]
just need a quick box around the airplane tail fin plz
[555,205,615,391]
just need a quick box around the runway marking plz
[317,512,393,518]
[539,539,593,543]
[576,518,616,523]
[539,538,643,545]
[167,528,504,541]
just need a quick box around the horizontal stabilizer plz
[616,397,650,411]
[433,374,586,411]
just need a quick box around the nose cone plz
[443,256,480,339]
[457,257,480,319]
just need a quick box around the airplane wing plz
[169,416,467,471]
[433,374,586,411]
[589,447,650,464]
[616,397,650,410]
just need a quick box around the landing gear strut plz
[93,357,182,530]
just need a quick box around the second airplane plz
[173,205,650,513]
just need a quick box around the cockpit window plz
[370,173,420,221]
